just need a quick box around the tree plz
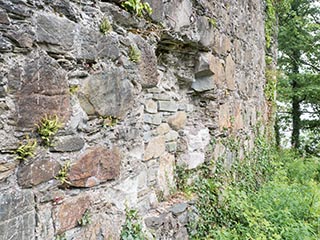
[277,0,320,151]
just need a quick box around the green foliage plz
[36,115,62,146]
[128,45,141,63]
[276,0,320,149]
[265,0,276,50]
[99,17,112,35]
[78,210,91,226]
[15,138,37,161]
[55,161,71,185]
[100,115,118,128]
[265,69,277,102]
[207,18,217,28]
[55,233,66,240]
[121,0,152,17]
[120,208,145,240]
[183,137,320,239]
[69,85,79,95]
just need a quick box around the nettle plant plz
[121,0,152,17]
[36,115,62,146]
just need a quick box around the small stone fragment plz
[144,136,166,161]
[167,111,187,130]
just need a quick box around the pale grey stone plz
[165,130,179,141]
[169,203,188,215]
[144,113,162,125]
[158,101,178,112]
[51,135,85,152]
[0,191,35,240]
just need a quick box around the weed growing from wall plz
[99,17,112,35]
[177,132,320,239]
[55,161,71,185]
[128,45,141,63]
[55,233,66,240]
[120,208,145,240]
[78,210,91,226]
[15,137,37,161]
[36,115,62,146]
[121,0,152,17]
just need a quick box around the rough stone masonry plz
[0,0,269,239]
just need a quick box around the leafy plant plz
[120,208,145,240]
[15,138,37,161]
[55,161,71,185]
[99,17,112,35]
[101,115,118,128]
[36,115,62,146]
[121,0,152,17]
[69,85,79,95]
[128,45,141,63]
[78,209,91,226]
[207,17,217,28]
[55,233,66,240]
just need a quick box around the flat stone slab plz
[79,68,134,118]
[0,190,35,240]
[8,50,71,129]
[68,147,121,187]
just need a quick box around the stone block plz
[35,13,76,52]
[134,35,159,88]
[158,101,178,112]
[167,111,187,130]
[0,161,17,182]
[0,9,9,24]
[165,130,179,141]
[225,54,236,90]
[144,113,162,125]
[53,195,91,234]
[218,103,231,130]
[51,135,85,152]
[156,123,170,135]
[145,99,158,113]
[68,147,121,187]
[0,36,12,52]
[79,68,134,118]
[166,142,177,153]
[144,136,166,161]
[179,127,211,169]
[157,153,175,196]
[7,50,71,129]
[0,191,35,240]
[17,159,61,188]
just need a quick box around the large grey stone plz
[51,135,85,152]
[35,13,76,52]
[0,191,35,240]
[133,35,159,88]
[75,27,120,61]
[79,68,134,118]
[0,35,12,52]
[158,101,178,112]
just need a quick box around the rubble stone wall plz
[0,0,268,239]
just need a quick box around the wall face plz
[0,0,268,239]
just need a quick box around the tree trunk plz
[291,55,301,149]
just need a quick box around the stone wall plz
[0,0,268,239]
